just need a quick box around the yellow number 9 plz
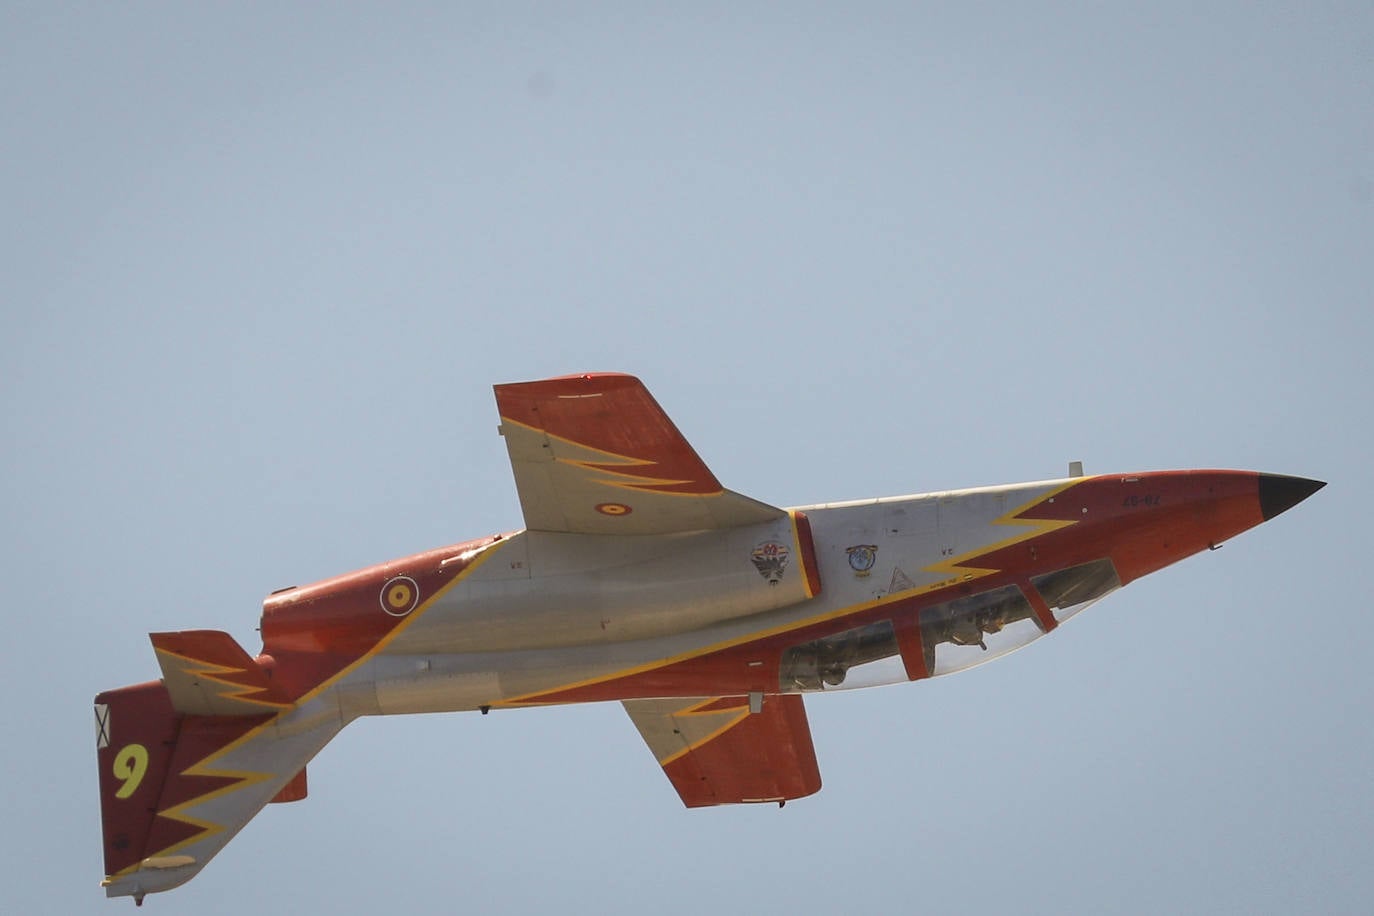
[113,744,149,799]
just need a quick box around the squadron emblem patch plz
[750,541,791,585]
[846,544,878,577]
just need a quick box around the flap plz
[623,695,822,807]
[495,373,785,535]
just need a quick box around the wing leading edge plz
[495,373,785,535]
[623,695,822,807]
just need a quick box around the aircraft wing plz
[495,373,785,534]
[622,695,822,807]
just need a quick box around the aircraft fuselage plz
[260,469,1291,719]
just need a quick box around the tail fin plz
[95,682,188,886]
[95,636,342,903]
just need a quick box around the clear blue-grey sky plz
[4,4,1371,913]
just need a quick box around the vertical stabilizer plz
[95,676,341,902]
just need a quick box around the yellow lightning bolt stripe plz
[915,478,1083,589]
[133,754,278,864]
[153,648,291,710]
[496,480,1090,707]
[657,698,752,766]
[559,456,696,493]
[108,538,510,881]
[502,416,723,496]
[680,698,749,714]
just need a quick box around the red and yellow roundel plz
[380,576,420,616]
[595,502,633,516]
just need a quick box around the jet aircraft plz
[95,373,1324,904]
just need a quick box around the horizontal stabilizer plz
[151,630,290,716]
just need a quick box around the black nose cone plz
[1259,474,1326,521]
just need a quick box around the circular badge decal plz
[846,545,878,577]
[595,502,633,516]
[380,576,420,616]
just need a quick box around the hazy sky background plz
[3,3,1371,913]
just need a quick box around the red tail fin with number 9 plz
[94,633,343,904]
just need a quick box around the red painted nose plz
[1258,475,1326,521]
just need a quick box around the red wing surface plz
[623,695,822,807]
[495,373,783,534]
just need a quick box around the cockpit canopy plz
[780,559,1121,692]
